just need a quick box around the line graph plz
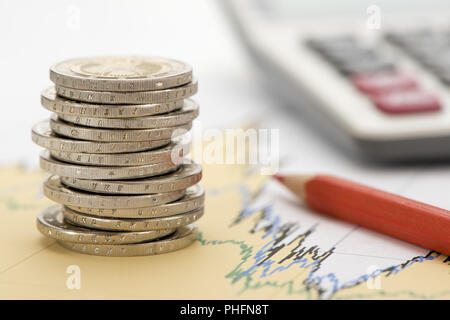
[201,179,450,299]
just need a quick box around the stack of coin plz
[32,56,204,256]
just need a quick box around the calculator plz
[223,0,450,162]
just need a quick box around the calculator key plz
[414,45,450,68]
[323,49,376,65]
[385,32,405,45]
[385,30,450,85]
[337,58,395,76]
[426,49,450,71]
[372,90,441,114]
[436,69,450,86]
[306,36,357,53]
[385,30,434,48]
[351,71,418,95]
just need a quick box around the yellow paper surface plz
[0,160,449,300]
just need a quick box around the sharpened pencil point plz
[273,174,285,183]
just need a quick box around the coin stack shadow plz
[32,56,204,256]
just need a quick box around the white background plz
[0,0,265,164]
[0,0,449,208]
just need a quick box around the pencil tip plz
[273,174,285,183]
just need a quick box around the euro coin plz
[37,205,175,244]
[57,224,198,256]
[49,114,192,142]
[60,162,201,194]
[54,78,197,104]
[57,99,199,129]
[50,56,193,92]
[43,175,185,209]
[63,206,204,231]
[41,87,183,118]
[32,120,170,153]
[49,141,189,167]
[40,150,179,180]
[67,184,204,218]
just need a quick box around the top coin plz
[50,56,193,92]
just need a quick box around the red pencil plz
[273,174,450,256]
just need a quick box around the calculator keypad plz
[386,30,450,87]
[306,36,442,115]
[307,37,394,76]
[351,71,418,96]
[372,90,440,114]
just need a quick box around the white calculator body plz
[223,0,450,161]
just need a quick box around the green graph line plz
[3,170,448,300]
[197,231,450,300]
[197,231,311,298]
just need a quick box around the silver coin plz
[43,175,185,209]
[37,205,175,244]
[54,79,197,104]
[49,141,189,167]
[40,150,179,180]
[57,99,199,129]
[49,114,192,142]
[56,224,198,256]
[63,206,204,231]
[66,184,204,218]
[32,120,170,154]
[50,56,193,92]
[60,162,202,194]
[41,87,183,118]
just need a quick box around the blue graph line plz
[232,183,441,297]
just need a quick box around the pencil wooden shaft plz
[302,175,450,255]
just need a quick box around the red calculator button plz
[351,71,418,95]
[372,90,441,114]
